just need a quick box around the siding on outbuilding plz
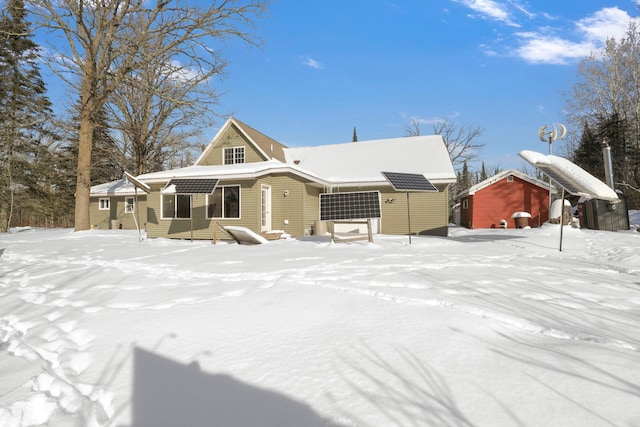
[459,175,549,229]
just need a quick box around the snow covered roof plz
[136,160,328,186]
[90,178,142,196]
[519,150,618,201]
[284,135,456,185]
[457,169,553,198]
[138,131,456,187]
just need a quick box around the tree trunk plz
[74,107,95,231]
[0,204,8,232]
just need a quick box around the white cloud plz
[412,116,447,126]
[407,111,461,126]
[509,0,535,19]
[514,33,597,64]
[301,56,323,69]
[453,0,519,27]
[479,43,498,56]
[514,7,638,64]
[577,7,635,42]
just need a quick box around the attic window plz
[507,175,514,182]
[223,147,245,165]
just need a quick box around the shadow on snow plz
[122,347,343,427]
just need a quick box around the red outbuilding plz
[456,169,552,229]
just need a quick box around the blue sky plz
[30,0,640,171]
[210,0,640,171]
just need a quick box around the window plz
[99,198,110,210]
[223,147,245,165]
[162,194,191,219]
[125,197,134,213]
[507,175,514,182]
[207,185,240,219]
[462,199,468,209]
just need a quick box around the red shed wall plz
[468,176,549,229]
[459,196,473,228]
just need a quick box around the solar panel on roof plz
[166,178,219,194]
[381,172,438,192]
[534,166,582,195]
[320,191,381,221]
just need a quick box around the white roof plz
[90,179,141,196]
[284,135,456,185]
[137,160,327,185]
[138,135,456,187]
[519,150,618,201]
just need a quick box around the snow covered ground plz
[1,213,639,427]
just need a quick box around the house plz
[90,178,148,230]
[133,117,456,239]
[456,169,551,229]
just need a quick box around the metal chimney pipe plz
[601,138,615,190]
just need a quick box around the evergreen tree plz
[480,161,488,181]
[565,23,640,208]
[598,114,630,186]
[0,0,53,231]
[459,160,471,190]
[572,120,604,179]
[352,126,358,142]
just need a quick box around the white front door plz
[261,185,272,232]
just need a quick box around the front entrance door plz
[261,185,272,232]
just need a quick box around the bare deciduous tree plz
[405,118,484,169]
[107,17,223,175]
[564,22,640,207]
[29,0,267,230]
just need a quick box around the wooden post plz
[367,218,373,243]
[212,219,217,244]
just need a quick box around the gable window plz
[99,198,110,210]
[507,175,514,182]
[223,147,245,165]
[162,194,191,219]
[207,185,240,219]
[125,197,134,213]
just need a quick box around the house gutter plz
[137,166,455,191]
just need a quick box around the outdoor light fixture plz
[385,198,396,204]
[283,190,289,197]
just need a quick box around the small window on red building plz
[507,175,514,182]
